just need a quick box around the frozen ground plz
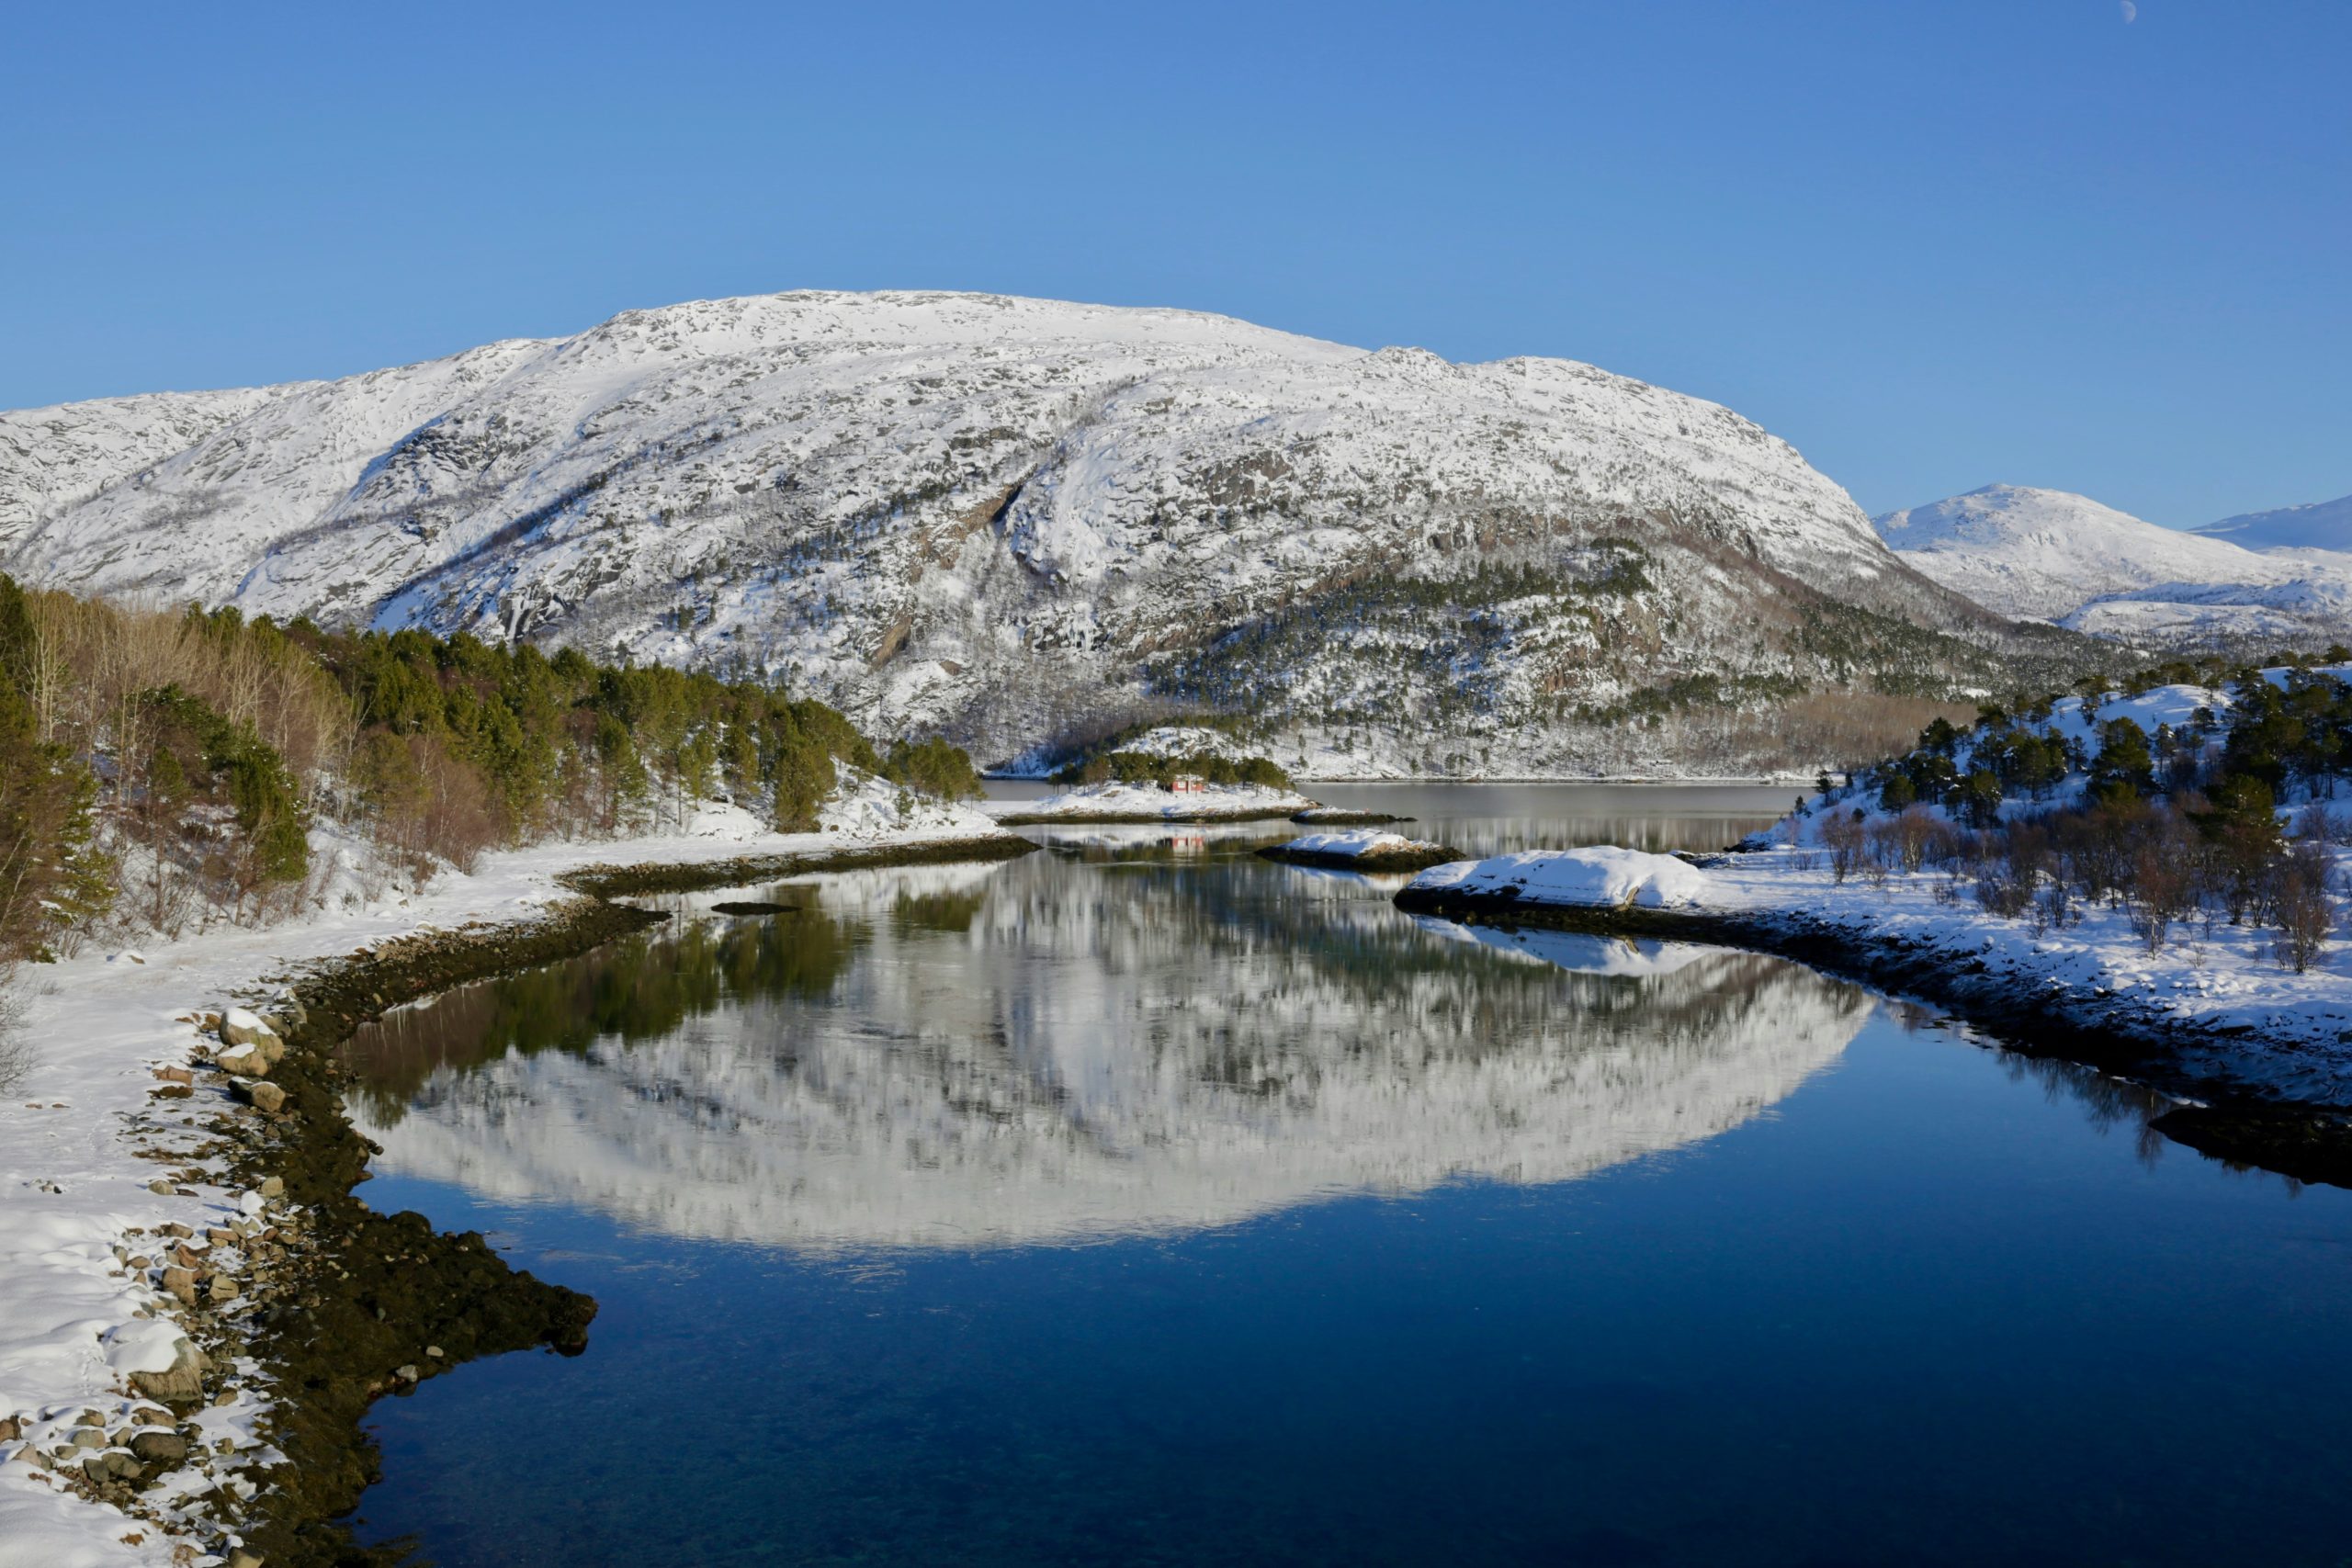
[0,784,1006,1567]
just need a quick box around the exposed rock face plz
[1,291,2085,775]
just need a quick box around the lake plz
[339,786,2352,1566]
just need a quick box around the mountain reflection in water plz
[345,849,1871,1252]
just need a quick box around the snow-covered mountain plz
[0,290,2077,773]
[2193,492,2352,556]
[1874,484,2352,651]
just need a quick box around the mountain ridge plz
[1,289,2095,775]
[1872,482,2352,652]
[2193,492,2352,556]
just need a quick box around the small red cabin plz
[1170,773,1206,794]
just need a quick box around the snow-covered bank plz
[988,781,1315,824]
[1412,847,1711,909]
[1398,844,2352,1105]
[0,794,1018,1567]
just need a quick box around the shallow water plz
[342,788,2352,1566]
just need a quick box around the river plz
[336,785,2352,1566]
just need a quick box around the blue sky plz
[4,1,2345,525]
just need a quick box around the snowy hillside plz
[1874,484,2352,650]
[2,291,2077,775]
[2193,492,2352,556]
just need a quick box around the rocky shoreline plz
[58,833,1039,1567]
[1390,883,2352,1190]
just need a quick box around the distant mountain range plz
[1873,484,2352,652]
[0,290,2092,777]
[2191,493,2352,556]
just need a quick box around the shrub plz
[2273,840,2335,973]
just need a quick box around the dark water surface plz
[342,788,2352,1567]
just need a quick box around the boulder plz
[129,1429,187,1465]
[238,1080,288,1114]
[129,1337,209,1405]
[160,1266,199,1305]
[220,1008,278,1049]
[216,1044,269,1077]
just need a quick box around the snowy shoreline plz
[987,772,1821,787]
[1396,844,2352,1117]
[985,781,1317,825]
[0,800,1030,1568]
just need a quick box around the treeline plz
[1037,714,1294,790]
[1806,657,2348,971]
[0,577,980,959]
[1052,750,1292,791]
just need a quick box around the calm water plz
[341,787,2352,1567]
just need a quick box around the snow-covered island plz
[1259,828,1463,874]
[1399,666,2352,1119]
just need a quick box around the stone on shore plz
[129,1337,209,1405]
[220,1008,278,1048]
[129,1429,188,1465]
[217,1043,270,1077]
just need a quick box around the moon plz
[2120,1,2137,19]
